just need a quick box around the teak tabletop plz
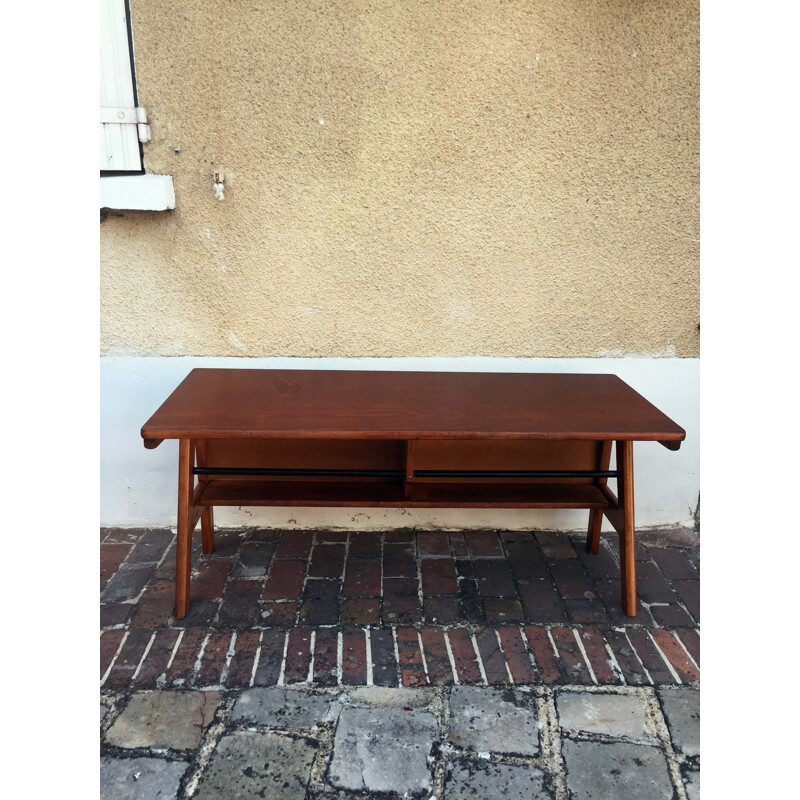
[141,369,685,447]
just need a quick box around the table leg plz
[616,440,637,617]
[174,438,194,619]
[195,439,215,554]
[586,441,613,554]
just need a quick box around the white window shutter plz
[100,0,148,171]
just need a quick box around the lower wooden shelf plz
[197,479,610,509]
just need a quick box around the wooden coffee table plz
[141,369,685,619]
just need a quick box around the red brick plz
[625,628,675,684]
[565,598,609,626]
[421,559,458,595]
[498,627,537,684]
[308,543,346,578]
[650,629,700,683]
[649,603,695,628]
[473,560,516,597]
[343,557,381,596]
[317,531,349,543]
[458,579,485,624]
[197,632,233,686]
[134,629,181,687]
[192,559,234,600]
[100,543,132,588]
[126,529,173,564]
[483,598,525,625]
[218,579,262,627]
[253,629,286,686]
[577,629,621,684]
[260,601,298,626]
[226,631,261,687]
[396,627,427,686]
[385,531,415,542]
[349,532,381,558]
[313,628,339,686]
[105,629,153,689]
[524,626,562,683]
[423,596,461,624]
[130,580,174,629]
[101,603,134,628]
[341,598,380,625]
[673,580,699,622]
[549,561,595,600]
[420,628,454,685]
[263,560,306,600]
[342,628,367,685]
[676,629,700,667]
[648,547,698,580]
[383,544,416,577]
[518,578,568,624]
[465,531,503,558]
[475,628,509,684]
[172,599,218,628]
[417,532,450,556]
[505,542,549,579]
[603,629,651,686]
[166,629,206,685]
[100,630,125,679]
[275,531,314,559]
[369,629,398,686]
[382,578,421,625]
[550,627,592,685]
[449,532,469,557]
[448,628,481,684]
[299,579,341,625]
[283,628,313,684]
[636,562,678,604]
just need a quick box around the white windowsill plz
[100,174,175,211]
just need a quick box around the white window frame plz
[100,0,174,210]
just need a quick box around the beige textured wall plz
[101,0,699,358]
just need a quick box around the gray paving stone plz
[100,757,188,800]
[557,691,649,741]
[329,706,437,794]
[444,760,552,799]
[657,686,699,757]
[348,686,436,710]
[101,704,110,722]
[562,740,673,800]
[194,731,315,800]
[105,691,222,750]
[448,686,540,756]
[231,687,336,728]
[684,769,700,800]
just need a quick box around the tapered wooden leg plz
[174,438,193,619]
[616,440,637,617]
[586,441,612,554]
[586,510,603,555]
[195,439,215,554]
[201,507,215,554]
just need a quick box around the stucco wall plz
[101,0,699,358]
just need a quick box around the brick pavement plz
[101,527,699,691]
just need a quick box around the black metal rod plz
[193,467,407,478]
[415,470,619,479]
[193,467,618,479]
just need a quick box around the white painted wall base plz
[100,356,699,531]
